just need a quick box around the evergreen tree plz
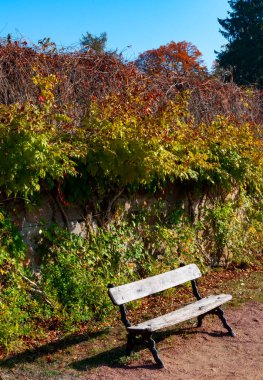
[216,0,263,87]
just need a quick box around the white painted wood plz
[127,294,232,332]
[108,264,202,305]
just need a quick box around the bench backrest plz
[108,264,202,305]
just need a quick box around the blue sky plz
[0,0,230,69]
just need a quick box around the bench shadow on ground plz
[0,328,108,369]
[70,325,230,371]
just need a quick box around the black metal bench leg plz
[145,333,164,368]
[215,307,236,337]
[126,332,135,356]
[197,314,204,327]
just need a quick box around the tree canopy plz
[216,0,263,87]
[80,31,107,53]
[135,41,206,77]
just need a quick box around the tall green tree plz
[80,32,107,53]
[216,0,263,87]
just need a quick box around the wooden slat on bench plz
[108,264,202,305]
[127,294,232,332]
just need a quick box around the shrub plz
[0,212,47,351]
[0,72,84,199]
[72,93,262,200]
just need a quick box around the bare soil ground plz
[0,270,262,380]
[86,301,263,380]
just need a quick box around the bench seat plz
[128,294,232,332]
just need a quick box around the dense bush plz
[1,66,261,202]
[80,93,262,197]
[0,72,84,198]
[0,40,262,125]
[0,212,48,351]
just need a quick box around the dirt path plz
[86,302,263,380]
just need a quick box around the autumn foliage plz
[0,37,262,354]
[0,38,262,199]
[136,41,206,76]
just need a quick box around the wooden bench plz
[108,264,235,368]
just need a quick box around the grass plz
[198,268,263,307]
[224,271,263,306]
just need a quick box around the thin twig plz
[21,274,54,308]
